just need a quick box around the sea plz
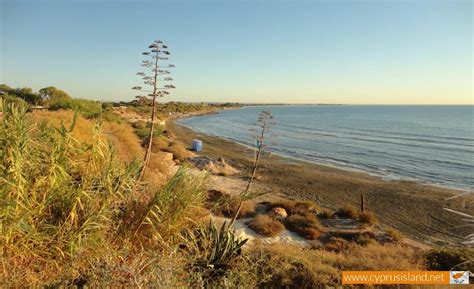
[178,105,474,191]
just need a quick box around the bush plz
[385,228,403,243]
[317,209,334,219]
[358,211,377,225]
[151,136,170,152]
[134,123,163,141]
[247,215,285,237]
[324,237,349,252]
[269,199,320,216]
[337,204,359,219]
[221,200,257,219]
[425,248,474,272]
[48,98,102,118]
[1,94,27,110]
[102,110,125,124]
[164,142,193,161]
[132,120,147,129]
[284,213,324,240]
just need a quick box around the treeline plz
[125,97,241,117]
[0,84,104,118]
[1,84,241,119]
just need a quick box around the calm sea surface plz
[178,105,474,191]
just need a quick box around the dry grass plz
[284,213,324,240]
[247,242,422,288]
[336,204,359,219]
[358,211,377,225]
[164,142,194,161]
[151,136,170,152]
[247,215,285,237]
[269,199,320,216]
[30,110,144,164]
[103,121,144,162]
[324,237,349,252]
[425,248,474,271]
[29,110,96,144]
[317,209,334,219]
[222,200,257,219]
[386,228,403,243]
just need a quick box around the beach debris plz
[268,207,288,220]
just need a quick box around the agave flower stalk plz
[133,40,175,180]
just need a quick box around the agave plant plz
[181,221,248,279]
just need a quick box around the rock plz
[269,207,288,220]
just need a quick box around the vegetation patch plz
[269,199,320,216]
[385,228,403,243]
[358,211,377,225]
[221,200,257,219]
[284,213,324,240]
[247,215,285,237]
[425,248,474,272]
[336,204,359,219]
[151,136,170,152]
[164,142,194,161]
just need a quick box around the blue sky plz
[1,0,472,104]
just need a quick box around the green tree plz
[39,86,71,102]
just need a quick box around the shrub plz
[425,248,474,272]
[317,209,334,219]
[336,204,359,219]
[221,200,256,219]
[354,233,379,246]
[1,94,27,110]
[102,110,125,124]
[135,124,163,141]
[164,142,193,161]
[151,136,170,152]
[385,228,403,243]
[269,199,320,216]
[132,120,147,129]
[324,237,349,252]
[358,211,377,225]
[48,98,102,118]
[284,213,324,240]
[247,215,285,237]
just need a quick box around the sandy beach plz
[169,120,472,246]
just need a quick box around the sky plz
[1,0,472,104]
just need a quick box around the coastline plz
[168,117,472,246]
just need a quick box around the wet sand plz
[168,121,472,246]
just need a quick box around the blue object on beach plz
[192,139,203,152]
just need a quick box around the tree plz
[39,86,71,101]
[133,40,175,180]
[231,111,275,225]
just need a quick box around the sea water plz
[179,105,474,191]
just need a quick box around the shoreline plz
[176,120,471,193]
[168,118,473,246]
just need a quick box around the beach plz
[169,121,473,246]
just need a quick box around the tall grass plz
[0,101,141,285]
[0,101,209,286]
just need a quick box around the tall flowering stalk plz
[133,40,175,180]
[231,111,275,225]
